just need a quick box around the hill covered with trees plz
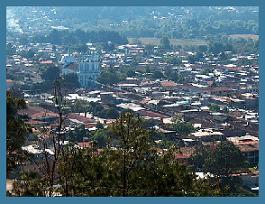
[7,6,258,39]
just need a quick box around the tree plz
[126,69,136,77]
[19,35,30,45]
[76,44,88,53]
[194,51,204,61]
[209,104,220,112]
[6,43,16,56]
[104,108,119,119]
[144,44,154,56]
[145,66,151,73]
[192,141,248,195]
[165,56,182,65]
[103,41,115,51]
[6,91,29,177]
[41,66,60,82]
[72,99,91,117]
[219,51,228,61]
[91,129,108,148]
[106,112,218,196]
[173,121,195,137]
[44,29,128,45]
[160,36,171,50]
[96,122,104,129]
[11,112,220,196]
[49,29,63,44]
[40,79,67,196]
[208,39,233,55]
[66,124,88,142]
[198,45,208,53]
[61,73,81,90]
[12,172,46,196]
[19,49,36,59]
[98,70,124,85]
[187,54,198,64]
[203,141,247,177]
[164,69,184,83]
[89,102,104,114]
[153,70,164,79]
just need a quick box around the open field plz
[228,34,259,40]
[128,37,208,47]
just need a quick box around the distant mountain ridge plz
[7,6,258,39]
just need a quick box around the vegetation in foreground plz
[7,89,255,197]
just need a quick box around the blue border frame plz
[1,0,263,203]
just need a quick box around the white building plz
[60,52,101,88]
[78,53,100,88]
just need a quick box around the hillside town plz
[6,6,259,197]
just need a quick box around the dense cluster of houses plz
[6,37,259,193]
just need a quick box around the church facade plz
[61,51,100,88]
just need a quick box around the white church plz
[60,49,100,88]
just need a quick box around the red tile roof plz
[77,141,93,149]
[160,80,177,87]
[138,109,168,118]
[235,142,259,152]
[39,60,53,65]
[175,153,192,159]
[19,106,57,119]
[67,113,96,124]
